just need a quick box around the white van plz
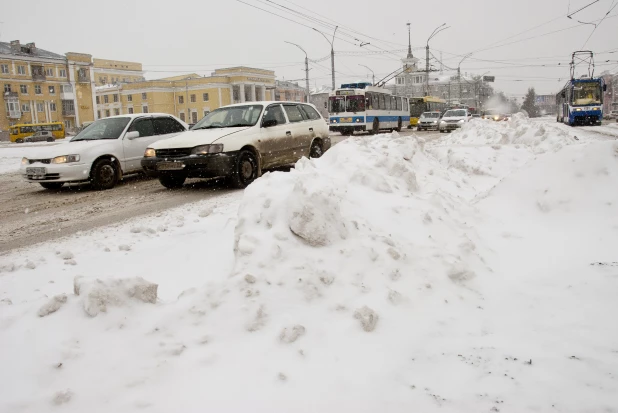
[142,102,330,189]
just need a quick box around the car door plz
[298,104,324,157]
[281,104,308,163]
[122,117,157,172]
[257,104,290,169]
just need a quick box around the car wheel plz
[25,138,32,143]
[230,149,258,189]
[46,137,55,142]
[15,138,24,143]
[39,182,64,190]
[371,118,379,135]
[395,117,402,132]
[90,158,118,190]
[158,173,187,189]
[309,140,323,158]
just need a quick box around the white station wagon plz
[142,102,331,188]
[20,114,188,190]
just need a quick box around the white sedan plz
[20,114,188,190]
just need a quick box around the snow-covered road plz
[1,116,617,413]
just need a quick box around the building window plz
[96,96,100,104]
[46,68,54,77]
[114,108,120,116]
[49,86,55,94]
[191,111,198,123]
[36,102,44,112]
[20,85,28,94]
[50,102,57,112]
[178,95,184,104]
[104,95,109,103]
[127,94,132,102]
[179,112,185,122]
[4,84,11,93]
[64,120,71,129]
[128,107,134,114]
[105,109,110,117]
[203,93,209,102]
[97,110,101,118]
[142,105,148,113]
[190,94,196,103]
[142,93,147,99]
[113,94,119,103]
[1,64,8,74]
[35,85,42,95]
[17,66,26,75]
[59,69,67,78]
[21,103,30,112]
[203,110,210,117]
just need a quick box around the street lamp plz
[313,26,338,90]
[458,53,473,105]
[285,41,310,103]
[358,64,375,85]
[425,23,449,96]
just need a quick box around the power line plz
[581,1,618,47]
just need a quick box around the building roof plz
[0,41,65,60]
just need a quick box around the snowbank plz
[1,125,617,412]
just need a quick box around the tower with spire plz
[403,23,419,73]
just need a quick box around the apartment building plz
[93,58,145,86]
[96,66,276,124]
[274,80,306,102]
[1,40,97,132]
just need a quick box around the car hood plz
[25,139,116,159]
[442,116,466,121]
[150,127,250,149]
[420,118,439,121]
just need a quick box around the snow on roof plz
[0,41,65,60]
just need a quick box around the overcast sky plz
[3,0,617,99]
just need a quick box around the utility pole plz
[458,53,472,106]
[359,64,375,85]
[314,26,338,90]
[425,23,449,97]
[284,41,310,102]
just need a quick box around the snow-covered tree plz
[521,87,540,118]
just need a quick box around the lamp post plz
[478,71,489,111]
[313,26,338,90]
[458,53,473,105]
[359,64,375,85]
[426,23,449,96]
[285,41,310,103]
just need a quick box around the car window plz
[283,105,304,123]
[299,104,322,120]
[153,117,186,135]
[262,104,287,126]
[128,118,155,137]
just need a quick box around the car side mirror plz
[125,131,140,140]
[262,119,278,128]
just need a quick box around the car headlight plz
[575,108,582,111]
[458,119,465,124]
[192,144,223,155]
[356,118,361,123]
[331,119,337,123]
[592,107,600,111]
[21,157,29,165]
[144,148,156,158]
[51,155,80,164]
[440,121,446,125]
[433,121,438,124]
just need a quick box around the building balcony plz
[31,65,46,81]
[7,110,21,119]
[3,91,18,99]
[62,109,76,117]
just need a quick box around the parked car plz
[471,114,481,118]
[416,111,441,131]
[142,102,331,189]
[24,131,56,143]
[20,113,188,190]
[439,109,471,132]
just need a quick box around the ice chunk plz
[73,276,158,317]
[38,294,68,317]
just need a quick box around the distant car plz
[24,131,56,143]
[471,114,481,118]
[439,109,470,132]
[20,113,188,190]
[416,111,441,131]
[142,101,330,189]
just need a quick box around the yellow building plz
[1,40,97,132]
[93,58,145,86]
[96,66,276,124]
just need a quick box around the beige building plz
[93,58,145,86]
[96,66,276,124]
[1,40,97,132]
[275,80,306,102]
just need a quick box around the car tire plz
[230,149,258,189]
[371,118,379,135]
[46,137,55,142]
[90,158,118,190]
[39,182,64,190]
[395,118,402,132]
[15,138,24,143]
[309,140,323,158]
[158,173,187,189]
[25,138,32,143]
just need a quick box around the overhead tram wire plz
[581,1,618,48]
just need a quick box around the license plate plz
[157,162,185,171]
[342,117,353,122]
[26,167,46,175]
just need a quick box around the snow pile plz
[443,113,577,153]
[73,276,158,317]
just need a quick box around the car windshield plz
[329,96,345,113]
[444,110,466,117]
[71,117,131,141]
[421,112,440,118]
[572,82,602,105]
[346,96,365,113]
[192,105,263,129]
